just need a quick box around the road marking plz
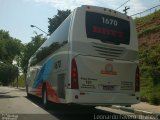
[31,102,39,108]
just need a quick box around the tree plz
[20,34,46,73]
[0,30,23,86]
[0,62,19,86]
[48,9,71,35]
[0,30,23,64]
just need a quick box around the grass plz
[139,44,160,105]
[135,9,160,38]
[138,25,160,38]
[135,10,160,26]
[136,10,160,104]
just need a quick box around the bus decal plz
[32,81,60,103]
[33,59,54,89]
[31,59,60,103]
[100,64,117,75]
[46,81,60,103]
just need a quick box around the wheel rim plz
[43,89,47,105]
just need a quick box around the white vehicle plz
[26,5,140,106]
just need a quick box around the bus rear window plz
[86,11,130,45]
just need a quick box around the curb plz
[111,105,160,119]
[112,105,153,114]
[112,106,134,113]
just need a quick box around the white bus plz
[26,5,140,107]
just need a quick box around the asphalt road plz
[0,86,139,120]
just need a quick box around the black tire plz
[42,86,49,108]
[125,105,131,107]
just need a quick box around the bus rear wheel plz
[42,86,48,108]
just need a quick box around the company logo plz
[101,64,117,75]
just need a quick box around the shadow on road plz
[0,90,19,99]
[0,94,19,99]
[26,95,139,120]
[0,92,10,94]
[25,95,107,120]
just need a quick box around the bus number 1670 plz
[102,17,118,26]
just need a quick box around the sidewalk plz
[131,102,160,114]
[112,102,160,114]
[14,87,26,91]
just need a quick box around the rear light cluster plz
[71,58,79,89]
[135,66,140,92]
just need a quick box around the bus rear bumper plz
[65,89,140,106]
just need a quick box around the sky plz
[0,0,159,43]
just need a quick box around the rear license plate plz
[103,85,115,90]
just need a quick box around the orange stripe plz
[46,81,60,103]
[31,81,60,103]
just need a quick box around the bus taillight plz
[135,66,140,92]
[71,58,79,89]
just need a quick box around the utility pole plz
[116,0,130,10]
[123,6,130,15]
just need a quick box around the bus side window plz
[30,55,37,66]
[30,15,71,66]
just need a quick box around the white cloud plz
[127,0,147,15]
[31,0,122,10]
[29,0,153,16]
[32,0,96,10]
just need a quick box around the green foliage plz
[135,10,160,38]
[36,42,60,63]
[20,34,46,73]
[0,30,23,64]
[0,30,46,86]
[149,86,160,105]
[13,74,25,87]
[135,10,160,104]
[0,30,23,86]
[135,10,160,26]
[30,41,67,66]
[0,63,18,86]
[48,9,71,35]
[138,25,160,38]
[19,9,71,72]
[139,44,160,104]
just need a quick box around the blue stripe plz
[33,59,54,88]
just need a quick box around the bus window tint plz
[86,11,130,45]
[30,16,71,66]
[30,55,37,66]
